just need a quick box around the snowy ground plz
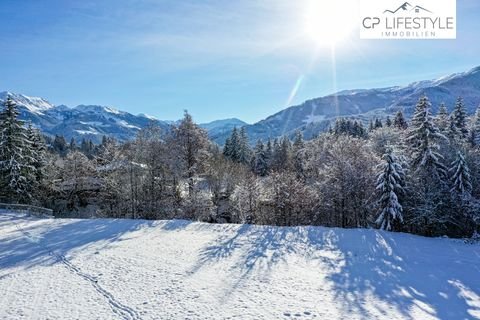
[1,213,479,320]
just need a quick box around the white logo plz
[360,0,456,39]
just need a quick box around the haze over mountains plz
[2,65,480,145]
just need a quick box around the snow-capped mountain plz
[0,92,172,143]
[1,65,480,144]
[236,65,480,143]
[0,91,247,144]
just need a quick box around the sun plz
[304,1,356,47]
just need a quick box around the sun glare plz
[304,1,356,47]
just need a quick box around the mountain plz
[200,118,248,143]
[0,91,247,144]
[0,92,172,143]
[234,65,480,143]
[1,65,480,145]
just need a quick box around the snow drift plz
[0,213,479,319]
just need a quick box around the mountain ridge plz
[1,65,480,144]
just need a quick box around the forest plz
[1,95,479,238]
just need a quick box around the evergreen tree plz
[252,140,268,176]
[368,119,374,132]
[393,110,408,130]
[237,127,251,164]
[436,103,449,133]
[293,130,304,150]
[470,108,480,147]
[0,98,35,203]
[27,124,47,188]
[375,149,405,231]
[385,116,392,127]
[70,137,77,151]
[53,134,68,156]
[451,97,468,139]
[407,95,447,178]
[449,151,472,200]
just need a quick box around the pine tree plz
[375,149,405,231]
[406,96,451,235]
[223,136,232,158]
[407,95,447,179]
[451,97,468,139]
[368,119,374,132]
[385,116,392,127]
[449,151,472,199]
[393,110,408,130]
[436,103,449,133]
[27,124,47,188]
[252,140,268,176]
[0,97,36,203]
[470,108,480,147]
[293,130,304,150]
[237,127,251,164]
[53,134,68,156]
[70,137,77,150]
[374,118,383,129]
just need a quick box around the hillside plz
[2,65,480,145]
[1,213,479,319]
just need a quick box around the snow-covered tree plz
[385,116,392,127]
[237,127,251,164]
[27,124,47,189]
[252,140,268,176]
[451,97,468,139]
[0,97,36,203]
[436,103,450,133]
[375,149,406,231]
[469,108,480,147]
[449,151,472,199]
[393,110,408,130]
[171,110,209,197]
[407,95,447,179]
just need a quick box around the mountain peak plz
[0,91,55,114]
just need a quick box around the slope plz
[1,213,479,319]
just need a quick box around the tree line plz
[1,95,479,238]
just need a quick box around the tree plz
[237,127,251,164]
[451,97,468,139]
[53,135,68,156]
[406,95,449,235]
[0,97,36,203]
[252,140,268,176]
[171,110,209,197]
[470,108,480,147]
[436,103,449,133]
[385,116,392,127]
[449,151,472,200]
[27,124,47,191]
[375,149,406,231]
[69,137,77,151]
[407,95,447,179]
[393,110,408,130]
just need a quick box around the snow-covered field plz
[1,213,479,320]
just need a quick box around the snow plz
[138,113,158,120]
[1,213,479,319]
[0,92,55,115]
[75,129,101,135]
[116,120,141,130]
[302,115,325,124]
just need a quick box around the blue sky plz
[0,0,479,123]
